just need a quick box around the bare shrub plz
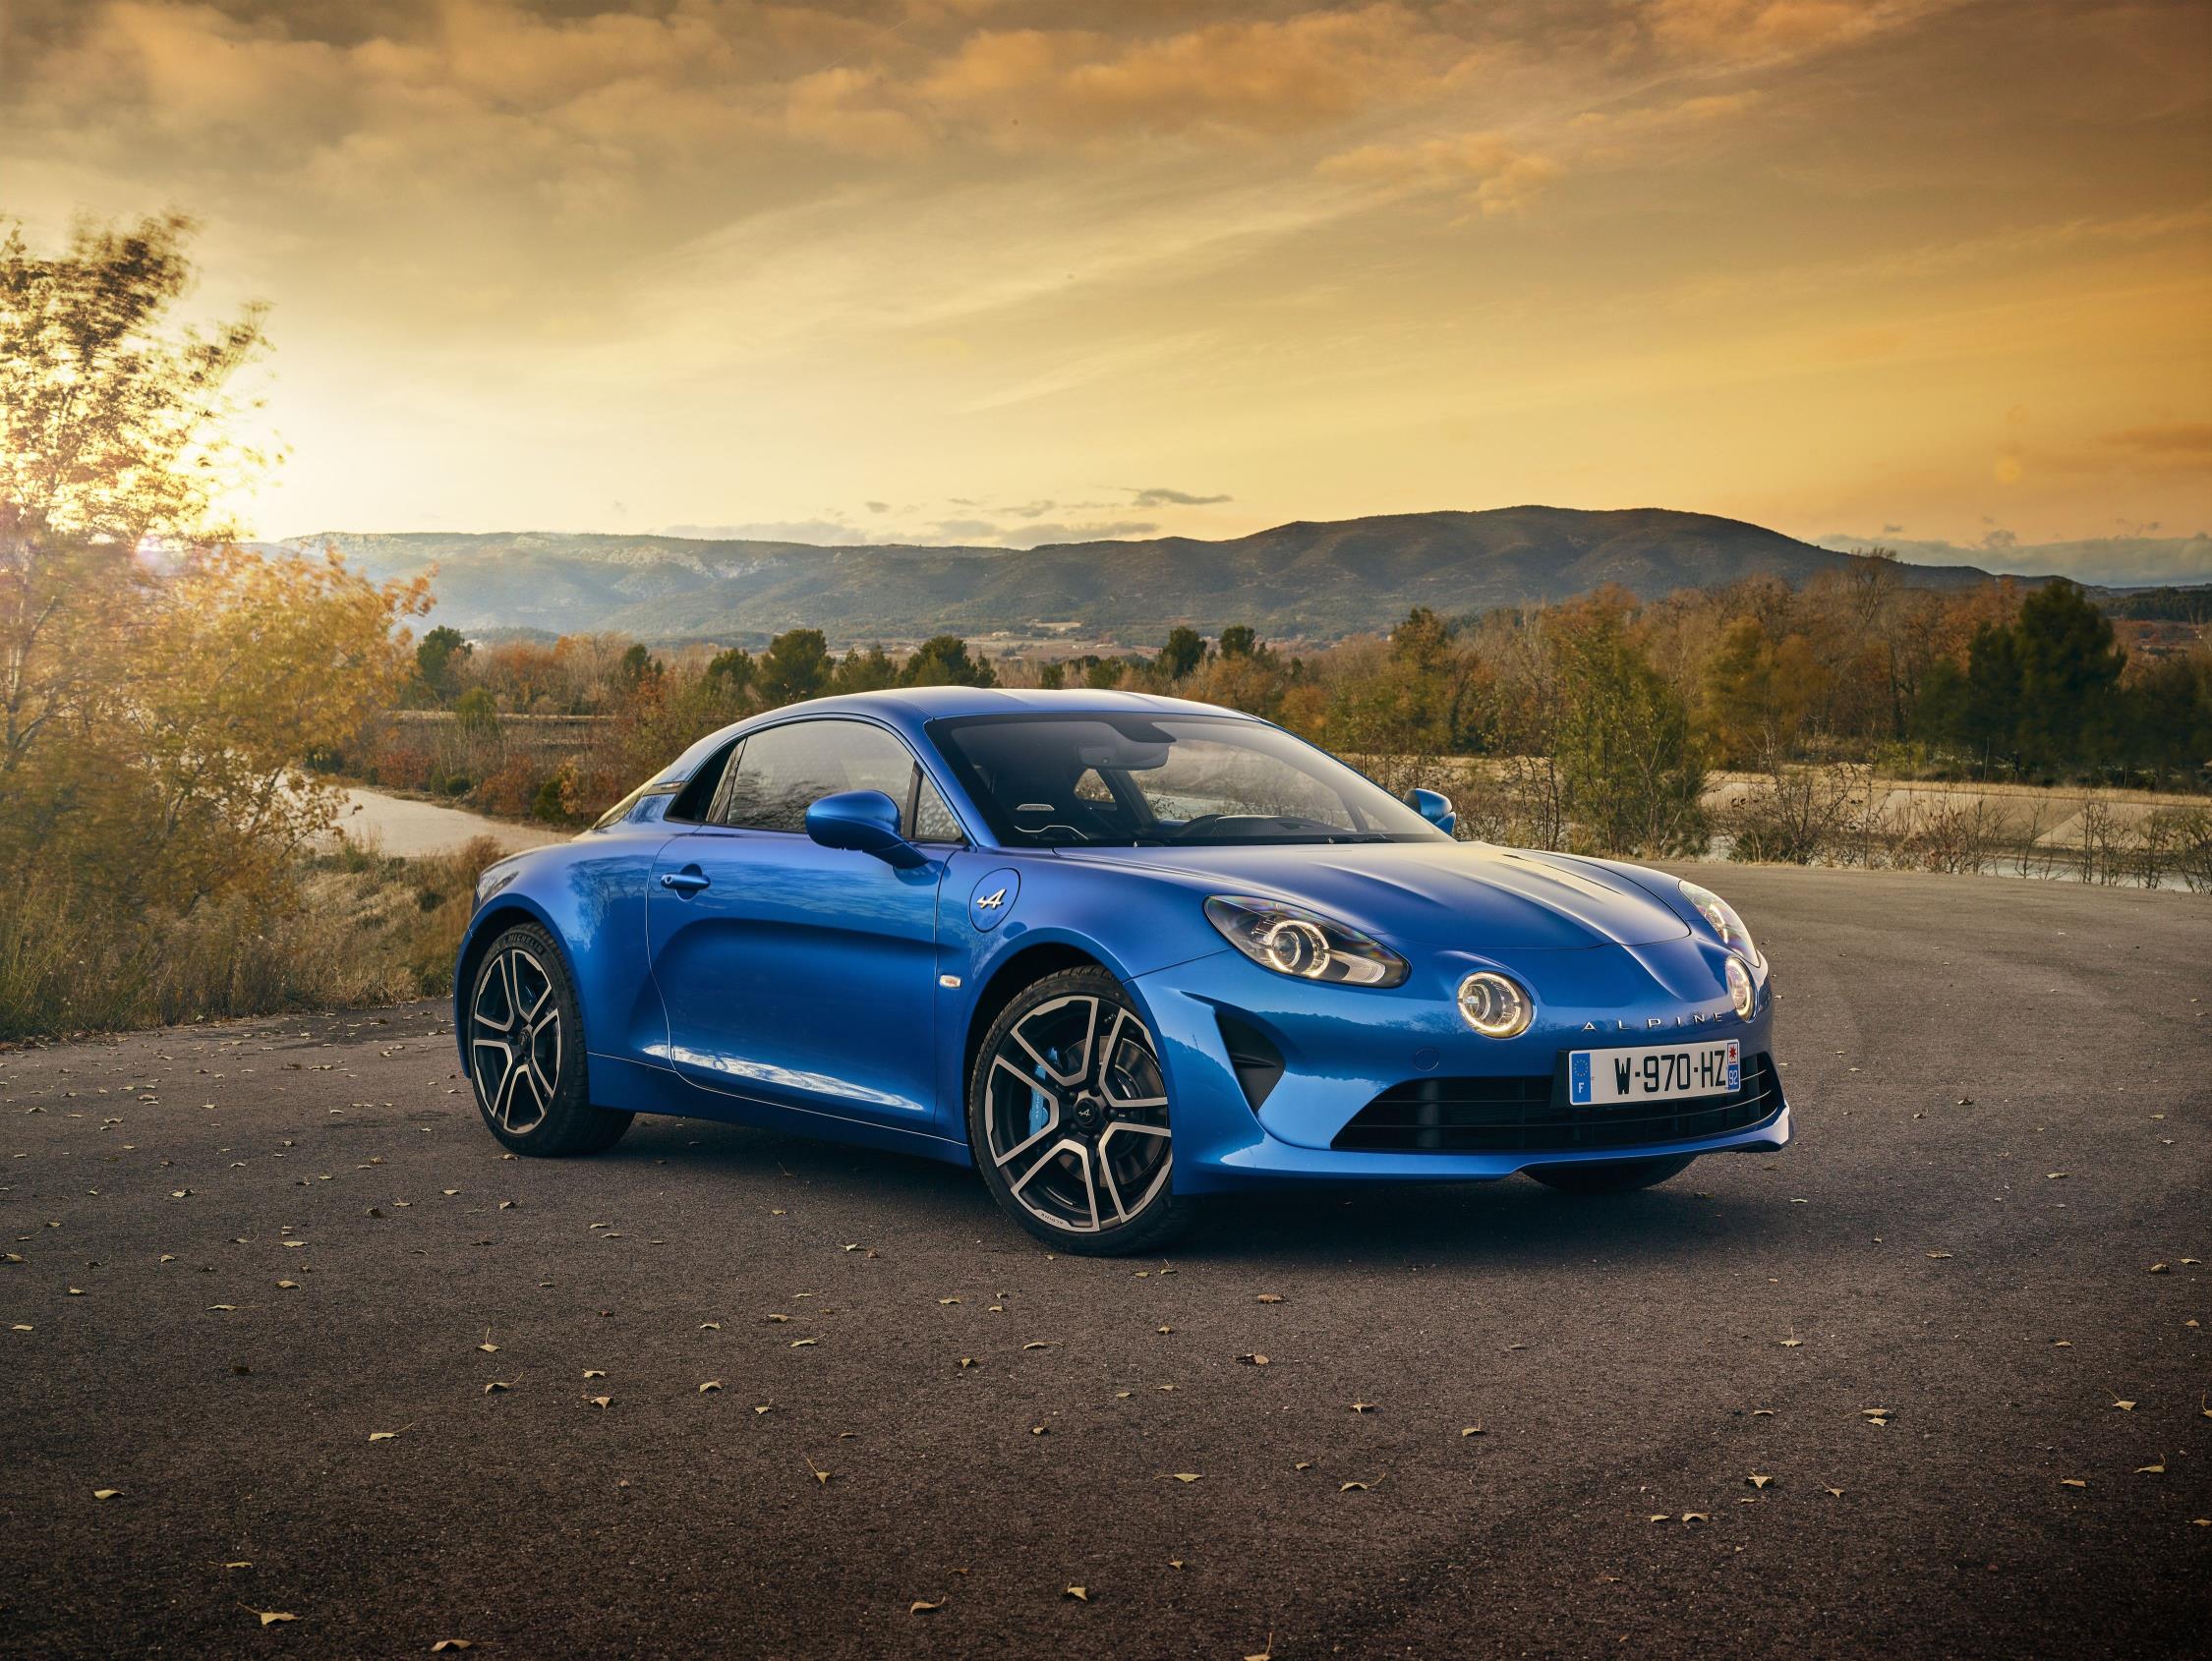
[1723,762,1871,865]
[2146,805,2212,892]
[1902,796,2004,875]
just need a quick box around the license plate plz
[1569,1039,1740,1106]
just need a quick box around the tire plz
[1526,1154,1695,1195]
[465,923,632,1157]
[967,966,1192,1256]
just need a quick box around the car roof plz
[651,686,1256,784]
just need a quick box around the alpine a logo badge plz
[975,887,1007,911]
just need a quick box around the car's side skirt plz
[587,1050,973,1169]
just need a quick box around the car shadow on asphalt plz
[609,1113,1799,1269]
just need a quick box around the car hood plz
[1053,842,1690,951]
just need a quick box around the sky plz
[4,0,2209,576]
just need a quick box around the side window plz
[665,738,740,824]
[911,773,963,843]
[720,720,919,833]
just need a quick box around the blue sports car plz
[455,688,1789,1253]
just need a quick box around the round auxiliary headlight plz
[1260,918,1333,978]
[1457,971,1533,1039]
[1725,955,1756,1019]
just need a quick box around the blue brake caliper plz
[1028,1047,1058,1138]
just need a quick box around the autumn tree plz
[0,215,426,1025]
[1549,606,1708,856]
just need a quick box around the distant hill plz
[281,506,2027,646]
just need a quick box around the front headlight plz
[1679,879,1759,965]
[1204,895,1408,988]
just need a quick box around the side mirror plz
[1406,787,1458,836]
[806,788,925,868]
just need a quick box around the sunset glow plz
[6,0,2208,573]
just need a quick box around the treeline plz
[367,562,2210,858]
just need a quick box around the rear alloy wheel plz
[969,967,1190,1255]
[1526,1154,1695,1195]
[468,924,632,1157]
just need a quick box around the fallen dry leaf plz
[2060,1478,2087,1489]
[1063,1585,1086,1601]
[432,1642,474,1653]
[92,1488,120,1501]
[699,1380,723,1394]
[484,1381,511,1395]
[587,1396,611,1409]
[2113,1399,2136,1411]
[790,1338,818,1348]
[2136,1461,2166,1474]
[1461,1425,1484,1437]
[1237,1352,1269,1366]
[1255,1293,1285,1304]
[2147,1263,2170,1274]
[909,1599,945,1614]
[1747,1473,1775,1489]
[250,1610,297,1627]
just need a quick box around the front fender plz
[450,831,672,1076]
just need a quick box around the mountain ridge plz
[277,505,2045,645]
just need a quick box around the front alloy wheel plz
[467,923,632,1157]
[969,967,1189,1254]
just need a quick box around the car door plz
[646,716,962,1129]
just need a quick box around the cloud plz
[1636,0,1946,67]
[2103,423,2212,466]
[910,5,1476,145]
[932,515,1160,546]
[1130,487,1234,507]
[657,519,872,544]
[1318,133,1561,218]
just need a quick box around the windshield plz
[929,713,1449,848]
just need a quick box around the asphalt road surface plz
[3,867,2206,1659]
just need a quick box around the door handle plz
[660,867,711,895]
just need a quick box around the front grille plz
[1331,1054,1781,1154]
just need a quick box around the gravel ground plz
[2,865,2206,1659]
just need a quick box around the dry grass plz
[0,836,499,1042]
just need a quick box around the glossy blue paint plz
[455,688,1792,1196]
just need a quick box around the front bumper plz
[1133,937,1790,1195]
